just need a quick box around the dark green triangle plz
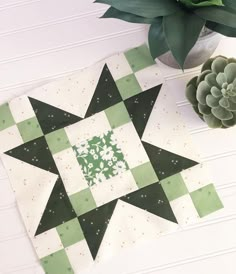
[142,141,199,180]
[121,182,177,223]
[4,136,76,235]
[29,97,82,135]
[35,177,76,236]
[78,200,118,260]
[85,64,122,117]
[124,84,162,138]
[5,136,58,174]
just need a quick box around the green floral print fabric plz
[73,130,129,187]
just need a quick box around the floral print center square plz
[73,130,129,187]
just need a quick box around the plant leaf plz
[95,0,180,18]
[224,63,236,83]
[206,21,236,37]
[186,76,198,105]
[163,10,205,69]
[101,7,159,24]
[197,70,211,85]
[198,103,212,115]
[205,73,219,88]
[196,81,211,104]
[216,72,227,86]
[211,105,233,120]
[195,7,236,28]
[211,86,222,97]
[203,113,222,128]
[219,97,230,108]
[148,18,169,59]
[180,0,224,8]
[227,100,236,111]
[222,112,236,127]
[201,58,214,72]
[206,94,220,107]
[223,0,236,10]
[212,56,228,73]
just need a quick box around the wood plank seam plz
[0,8,107,38]
[129,247,236,274]
[0,27,144,65]
[0,0,40,12]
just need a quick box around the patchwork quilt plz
[0,45,223,274]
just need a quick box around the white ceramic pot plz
[158,31,222,69]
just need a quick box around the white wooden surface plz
[0,1,236,273]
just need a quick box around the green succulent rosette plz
[186,56,236,128]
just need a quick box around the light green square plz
[69,188,96,216]
[105,102,131,129]
[116,74,142,100]
[160,173,188,201]
[0,103,15,131]
[56,218,84,248]
[45,128,71,154]
[131,162,158,188]
[190,184,223,217]
[124,44,155,73]
[17,117,43,142]
[40,249,73,274]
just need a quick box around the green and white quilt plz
[0,45,223,274]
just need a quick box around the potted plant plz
[186,56,236,128]
[95,0,236,69]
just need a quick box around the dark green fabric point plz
[85,64,122,117]
[142,141,199,180]
[29,97,82,135]
[78,200,118,259]
[5,136,58,174]
[35,177,76,236]
[121,182,177,223]
[124,84,162,138]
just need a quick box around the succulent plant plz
[95,0,236,69]
[186,56,236,128]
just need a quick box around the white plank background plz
[0,1,235,273]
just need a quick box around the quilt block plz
[0,45,223,274]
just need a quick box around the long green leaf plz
[195,7,236,28]
[95,0,180,18]
[148,18,169,59]
[163,11,205,69]
[206,21,236,37]
[101,7,159,24]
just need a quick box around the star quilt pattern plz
[0,45,223,274]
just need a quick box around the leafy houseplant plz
[186,56,236,128]
[95,0,236,69]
